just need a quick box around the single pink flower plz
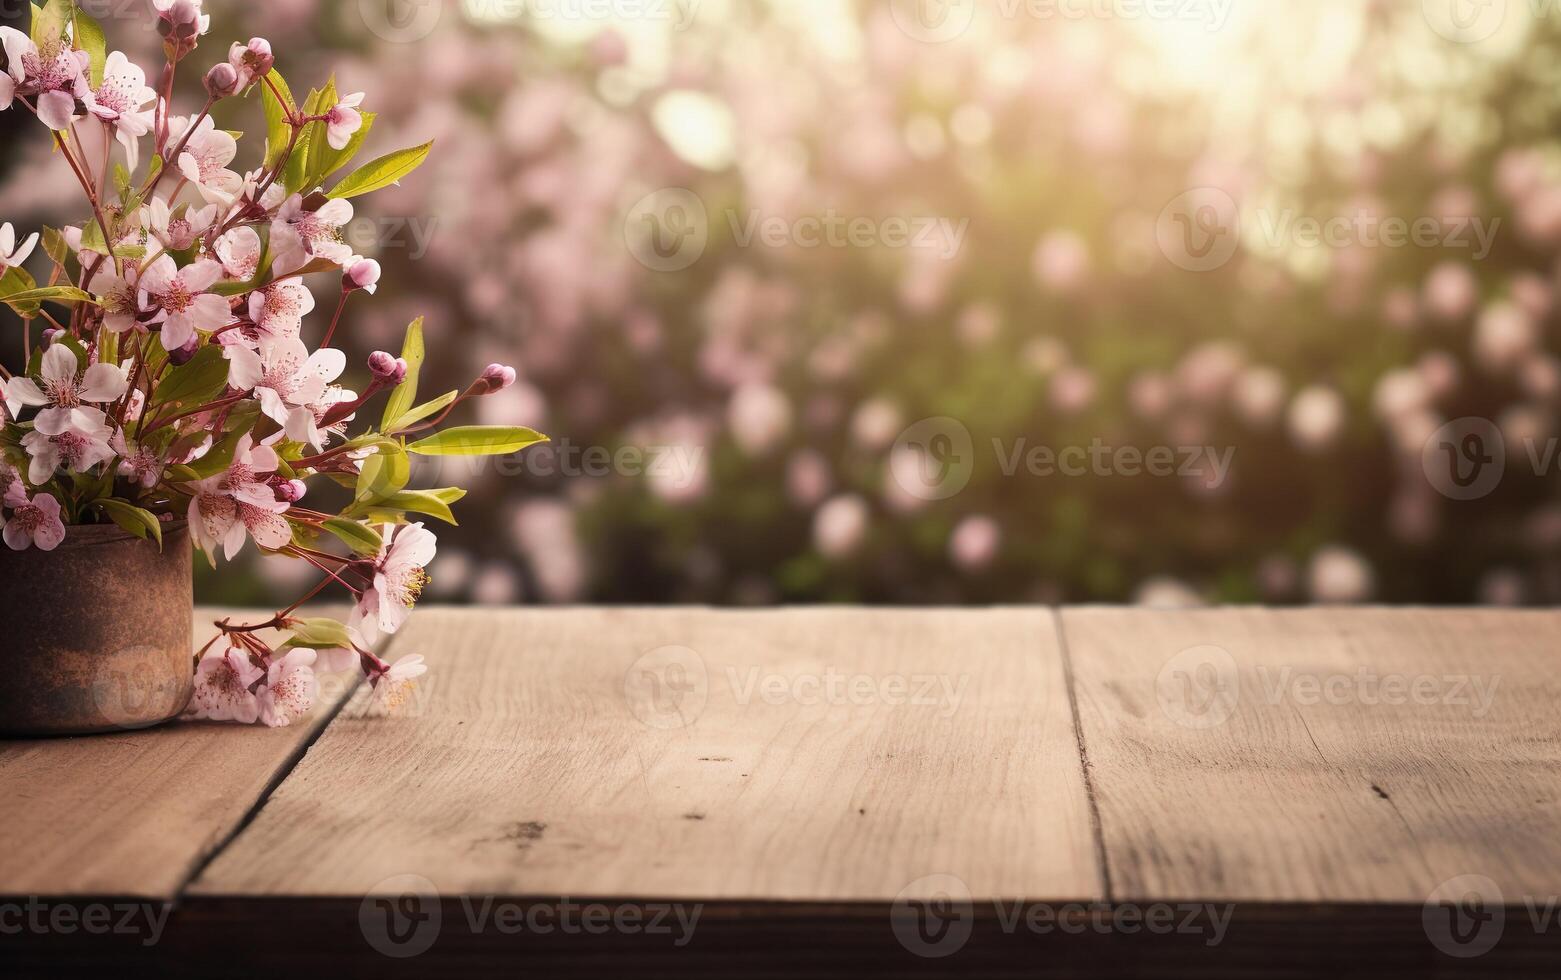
[140,255,231,350]
[142,197,217,251]
[19,410,115,484]
[270,194,354,274]
[258,648,318,727]
[84,51,156,170]
[350,523,437,642]
[0,27,89,130]
[2,484,65,552]
[172,114,243,205]
[369,653,427,713]
[324,92,365,150]
[213,226,261,281]
[190,646,263,723]
[7,343,128,435]
[0,222,38,276]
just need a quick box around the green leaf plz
[321,517,383,557]
[297,77,337,190]
[262,70,297,171]
[152,344,228,407]
[283,83,329,194]
[2,286,93,312]
[380,317,425,428]
[354,442,410,503]
[328,140,432,199]
[313,111,375,184]
[94,499,164,550]
[41,226,71,267]
[71,5,107,88]
[407,426,549,457]
[30,0,70,46]
[285,617,354,650]
[0,266,39,316]
[387,389,456,433]
[185,418,253,479]
[372,488,466,525]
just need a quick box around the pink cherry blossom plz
[369,653,427,713]
[258,648,318,727]
[84,51,156,170]
[325,92,365,150]
[19,409,115,484]
[142,197,216,251]
[350,523,437,642]
[270,194,354,273]
[172,114,243,205]
[89,265,143,334]
[243,279,315,343]
[139,255,232,350]
[213,226,261,280]
[7,343,128,435]
[113,433,165,489]
[225,338,343,431]
[190,646,263,723]
[0,27,89,130]
[2,484,66,552]
[0,221,38,275]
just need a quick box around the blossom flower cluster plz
[0,0,545,724]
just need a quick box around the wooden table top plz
[3,606,1559,978]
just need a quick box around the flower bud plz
[228,38,274,87]
[156,0,207,56]
[343,257,381,294]
[368,350,408,385]
[168,335,201,366]
[203,62,239,99]
[274,478,308,503]
[480,362,518,393]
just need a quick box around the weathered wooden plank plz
[191,607,1099,902]
[0,608,360,899]
[1062,608,1561,904]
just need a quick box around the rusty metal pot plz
[0,521,193,736]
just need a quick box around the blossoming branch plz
[0,0,546,725]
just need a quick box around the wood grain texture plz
[191,607,1099,902]
[1062,607,1561,904]
[0,608,360,899]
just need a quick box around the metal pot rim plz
[10,519,190,552]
